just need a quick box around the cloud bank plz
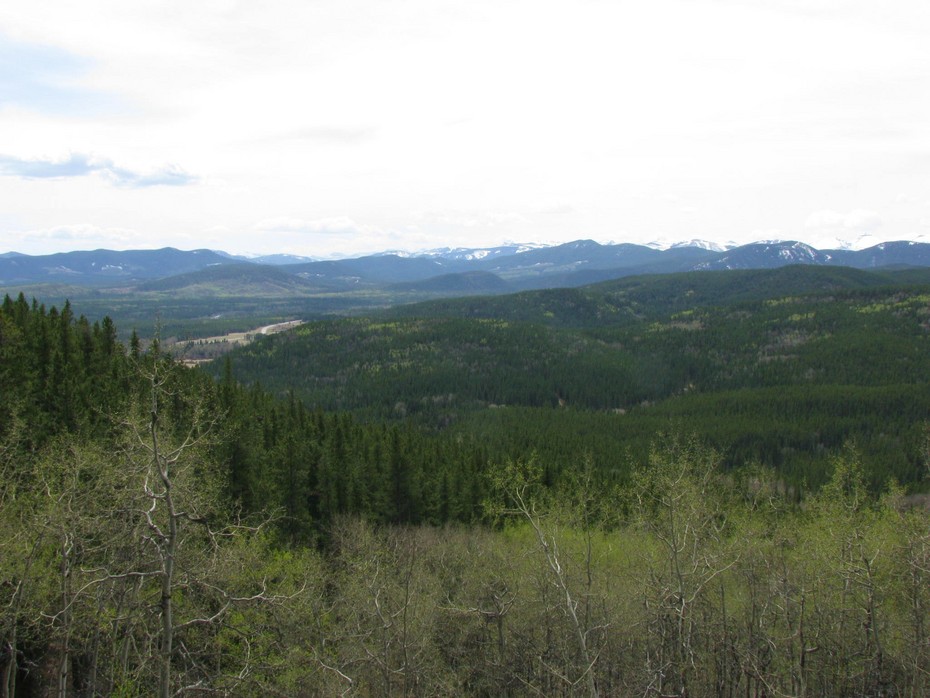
[0,153,197,187]
[1,1,929,256]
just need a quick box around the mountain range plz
[4,239,930,293]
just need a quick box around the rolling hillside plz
[209,265,930,490]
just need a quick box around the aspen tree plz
[630,435,737,697]
[490,456,601,697]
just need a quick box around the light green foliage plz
[628,436,738,696]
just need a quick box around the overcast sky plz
[2,0,930,257]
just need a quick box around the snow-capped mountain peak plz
[415,242,551,261]
[669,239,727,252]
[647,238,730,252]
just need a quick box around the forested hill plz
[211,266,930,491]
[385,264,918,326]
[6,279,930,695]
[0,292,497,695]
[0,292,490,531]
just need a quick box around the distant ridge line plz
[4,239,930,289]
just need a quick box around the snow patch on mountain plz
[648,238,730,252]
[798,232,886,252]
[415,242,550,261]
[670,239,727,252]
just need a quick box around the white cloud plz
[266,126,377,146]
[413,210,528,230]
[105,162,196,187]
[7,223,142,253]
[249,216,405,257]
[537,204,577,217]
[0,152,97,178]
[0,152,197,187]
[804,209,882,233]
[255,216,376,236]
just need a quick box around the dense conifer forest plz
[3,266,930,696]
[214,267,930,493]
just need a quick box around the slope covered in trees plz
[0,293,490,695]
[211,267,930,492]
[4,271,930,695]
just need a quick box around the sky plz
[2,0,930,258]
